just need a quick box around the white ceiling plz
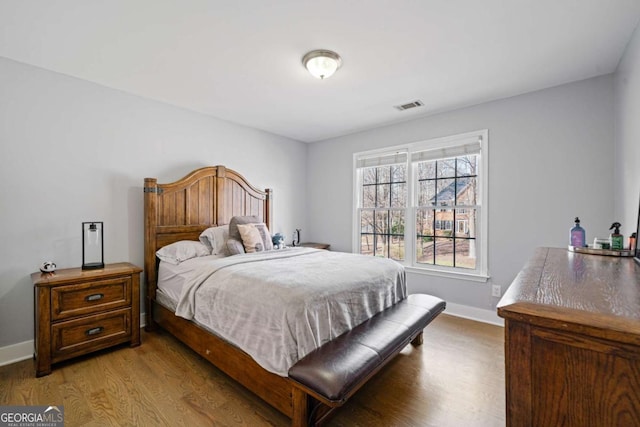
[1,1,639,143]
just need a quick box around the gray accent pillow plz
[229,216,261,241]
[253,223,274,251]
[226,238,246,255]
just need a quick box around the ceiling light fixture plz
[302,50,342,79]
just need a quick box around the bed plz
[143,165,441,426]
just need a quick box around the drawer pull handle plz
[86,327,104,336]
[86,293,104,302]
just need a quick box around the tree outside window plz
[360,164,406,261]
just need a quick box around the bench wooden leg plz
[411,331,424,346]
[292,387,310,427]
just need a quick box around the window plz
[358,153,407,261]
[415,154,478,269]
[354,130,488,280]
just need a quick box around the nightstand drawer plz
[51,276,132,321]
[51,308,131,360]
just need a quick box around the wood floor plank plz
[0,314,505,426]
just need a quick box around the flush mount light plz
[302,49,342,79]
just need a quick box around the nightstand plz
[298,242,331,250]
[32,262,142,377]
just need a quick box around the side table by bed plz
[298,242,331,250]
[32,262,142,377]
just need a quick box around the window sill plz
[404,266,490,283]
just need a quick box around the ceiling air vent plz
[394,100,424,111]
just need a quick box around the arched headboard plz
[143,165,272,317]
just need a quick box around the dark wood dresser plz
[33,262,142,377]
[497,247,640,426]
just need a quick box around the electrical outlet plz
[491,284,502,298]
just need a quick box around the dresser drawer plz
[51,308,131,361]
[51,276,131,321]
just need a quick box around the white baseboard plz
[444,302,504,327]
[0,340,34,367]
[0,313,148,367]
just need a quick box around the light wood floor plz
[1,314,505,426]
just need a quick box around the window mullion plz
[407,160,415,267]
[453,158,457,268]
[388,166,392,259]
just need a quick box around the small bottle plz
[609,222,623,250]
[630,232,637,251]
[570,217,586,248]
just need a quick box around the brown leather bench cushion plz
[288,294,446,404]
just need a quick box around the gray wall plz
[307,75,615,311]
[0,50,632,348]
[0,57,308,347]
[615,22,640,235]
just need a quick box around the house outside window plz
[354,130,488,280]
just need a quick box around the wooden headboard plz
[143,165,272,308]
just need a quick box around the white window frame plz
[353,129,489,282]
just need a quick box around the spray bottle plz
[609,222,623,250]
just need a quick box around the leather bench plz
[288,294,446,414]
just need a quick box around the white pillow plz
[156,240,210,265]
[199,225,229,255]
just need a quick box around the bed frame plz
[143,165,447,426]
[144,165,334,425]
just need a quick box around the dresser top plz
[497,247,640,342]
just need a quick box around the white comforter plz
[175,247,406,376]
